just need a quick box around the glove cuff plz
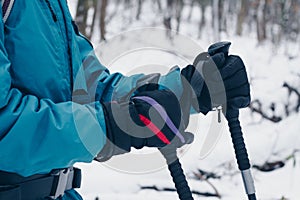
[95,102,132,162]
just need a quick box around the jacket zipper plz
[45,0,58,22]
[67,45,74,92]
[45,0,74,92]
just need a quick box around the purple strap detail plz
[133,96,186,143]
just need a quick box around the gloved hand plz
[181,41,250,114]
[95,88,194,162]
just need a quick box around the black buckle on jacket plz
[50,167,74,199]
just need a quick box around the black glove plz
[181,41,250,114]
[95,88,194,162]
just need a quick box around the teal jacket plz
[0,0,183,182]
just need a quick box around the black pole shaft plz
[160,149,194,200]
[226,110,256,200]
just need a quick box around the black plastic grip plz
[167,159,194,200]
[226,110,250,171]
[248,193,257,200]
[160,149,194,200]
[226,110,257,200]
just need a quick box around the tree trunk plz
[136,0,143,20]
[218,0,223,32]
[212,0,220,41]
[156,0,162,11]
[198,2,207,38]
[187,0,196,21]
[100,0,108,41]
[197,0,209,38]
[75,0,89,36]
[88,0,98,40]
[220,0,229,33]
[236,0,248,36]
[163,0,173,38]
[175,0,184,33]
[255,0,267,42]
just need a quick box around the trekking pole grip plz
[226,109,257,200]
[160,148,194,200]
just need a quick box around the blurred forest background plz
[74,0,300,56]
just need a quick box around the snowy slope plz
[68,1,300,199]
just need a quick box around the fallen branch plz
[249,100,282,123]
[193,171,221,198]
[253,161,285,172]
[283,82,300,112]
[140,185,220,197]
[195,169,221,180]
[253,149,300,172]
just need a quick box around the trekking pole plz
[208,42,257,200]
[160,148,194,200]
[225,109,256,200]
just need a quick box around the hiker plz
[0,1,250,200]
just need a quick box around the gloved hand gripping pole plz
[134,95,194,200]
[208,42,257,200]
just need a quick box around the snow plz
[68,1,300,199]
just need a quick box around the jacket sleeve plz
[0,21,106,177]
[73,27,184,104]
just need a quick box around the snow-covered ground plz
[68,1,300,199]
